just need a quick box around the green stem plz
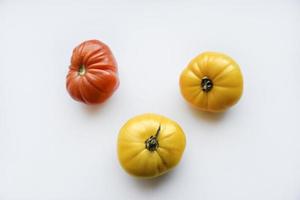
[145,124,161,151]
[78,65,86,76]
[201,76,213,92]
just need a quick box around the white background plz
[0,0,300,199]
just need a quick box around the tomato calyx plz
[201,76,213,92]
[78,65,86,76]
[145,125,161,151]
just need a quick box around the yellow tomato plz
[117,113,186,178]
[179,52,243,112]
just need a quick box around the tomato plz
[66,40,119,104]
[117,113,186,178]
[179,52,243,112]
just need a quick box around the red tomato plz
[66,40,119,104]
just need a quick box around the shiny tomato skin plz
[66,40,119,104]
[179,52,243,112]
[117,113,186,178]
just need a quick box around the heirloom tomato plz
[117,113,186,178]
[180,52,243,112]
[66,40,119,104]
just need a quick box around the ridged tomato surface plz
[117,113,186,178]
[180,52,243,112]
[66,40,119,104]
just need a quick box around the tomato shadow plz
[81,104,103,113]
[130,170,176,190]
[80,100,112,115]
[187,105,227,123]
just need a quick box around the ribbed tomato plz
[117,113,186,178]
[179,52,243,112]
[66,40,119,104]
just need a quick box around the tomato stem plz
[78,65,86,76]
[201,76,213,92]
[145,125,161,151]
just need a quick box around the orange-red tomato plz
[66,40,119,104]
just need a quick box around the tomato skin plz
[179,52,243,112]
[117,113,186,178]
[66,40,119,104]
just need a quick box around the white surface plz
[0,0,300,199]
